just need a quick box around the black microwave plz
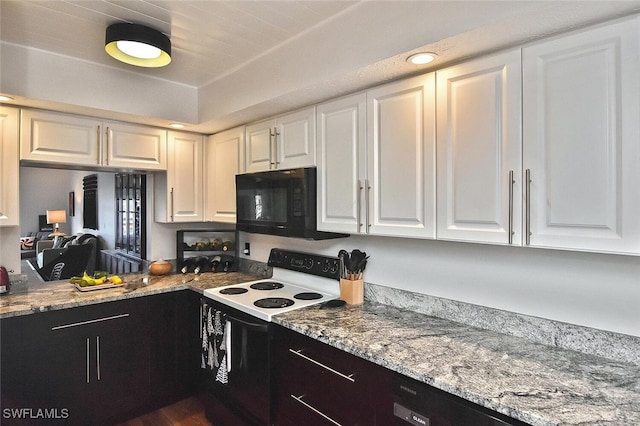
[236,167,348,240]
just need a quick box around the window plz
[114,173,146,259]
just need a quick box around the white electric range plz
[203,249,341,322]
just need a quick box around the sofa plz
[34,233,99,281]
[20,231,52,259]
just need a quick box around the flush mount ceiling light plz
[105,23,171,67]
[407,52,437,65]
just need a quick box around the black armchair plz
[33,234,99,281]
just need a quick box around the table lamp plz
[46,210,67,243]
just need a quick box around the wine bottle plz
[209,255,222,272]
[180,257,196,274]
[194,256,210,274]
[221,256,234,272]
[222,240,233,251]
[211,238,222,250]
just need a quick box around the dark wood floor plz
[116,397,212,426]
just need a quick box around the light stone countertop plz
[2,275,638,426]
[0,271,259,318]
[273,302,640,426]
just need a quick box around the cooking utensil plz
[338,249,369,280]
[320,299,346,309]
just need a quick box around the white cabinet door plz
[0,106,19,227]
[20,110,168,171]
[105,122,167,170]
[244,107,316,173]
[316,93,366,234]
[244,119,274,173]
[366,73,436,238]
[523,17,640,254]
[276,107,315,170]
[436,50,522,245]
[20,109,101,165]
[206,126,243,223]
[155,132,204,222]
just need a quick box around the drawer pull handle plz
[51,313,130,330]
[291,394,342,426]
[289,349,355,383]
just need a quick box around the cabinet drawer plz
[26,298,148,343]
[273,325,393,425]
[277,391,372,426]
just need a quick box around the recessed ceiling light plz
[407,52,437,65]
[169,123,185,129]
[0,95,14,102]
[105,23,171,68]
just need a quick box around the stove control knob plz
[329,260,339,274]
[321,260,330,272]
[304,258,314,269]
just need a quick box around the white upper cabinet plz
[20,109,167,171]
[366,73,436,238]
[104,122,167,170]
[436,50,522,245]
[522,17,640,254]
[276,107,316,170]
[0,106,19,227]
[244,120,272,173]
[205,126,243,223]
[21,109,101,166]
[244,107,315,172]
[155,131,204,223]
[316,93,366,234]
[318,75,436,238]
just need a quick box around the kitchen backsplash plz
[364,282,640,366]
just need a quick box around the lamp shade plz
[105,23,171,67]
[46,210,67,225]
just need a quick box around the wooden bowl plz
[149,260,172,275]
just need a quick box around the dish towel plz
[201,302,229,384]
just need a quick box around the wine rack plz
[176,229,238,273]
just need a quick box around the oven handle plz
[227,315,269,332]
[225,321,232,373]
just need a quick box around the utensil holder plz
[340,279,364,305]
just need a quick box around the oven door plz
[226,313,271,424]
[204,300,272,425]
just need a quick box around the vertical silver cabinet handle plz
[291,394,342,426]
[104,126,110,166]
[96,336,101,381]
[199,303,203,339]
[365,179,371,231]
[525,169,531,245]
[170,187,175,222]
[508,170,515,244]
[97,125,102,165]
[86,337,90,384]
[274,128,280,167]
[269,128,276,169]
[357,180,363,230]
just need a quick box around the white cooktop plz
[203,272,339,322]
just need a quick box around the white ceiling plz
[2,1,640,133]
[0,0,358,87]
